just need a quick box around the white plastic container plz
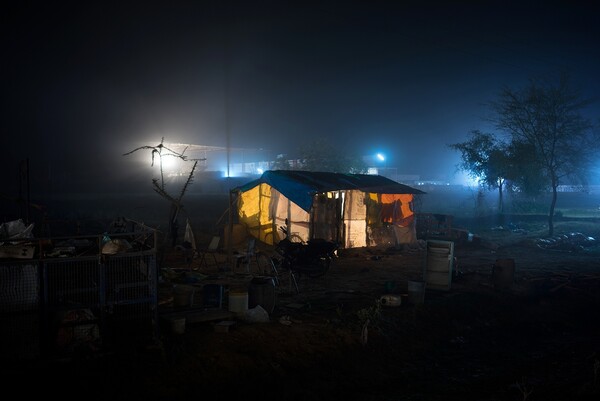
[379,294,402,306]
[228,290,249,314]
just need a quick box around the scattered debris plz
[213,320,236,333]
[240,305,270,323]
[360,318,370,346]
[284,303,305,310]
[0,219,35,240]
[535,232,597,252]
[101,238,132,255]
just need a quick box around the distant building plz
[162,142,272,178]
[415,180,451,186]
[160,143,445,189]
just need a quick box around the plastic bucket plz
[173,285,195,307]
[203,284,223,308]
[171,318,186,334]
[228,289,249,314]
[248,276,276,314]
[407,280,426,305]
[384,280,397,293]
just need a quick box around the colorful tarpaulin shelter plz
[230,170,426,249]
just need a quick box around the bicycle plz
[249,249,299,294]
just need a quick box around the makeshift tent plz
[230,170,426,249]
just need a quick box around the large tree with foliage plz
[491,74,599,236]
[504,140,547,196]
[270,153,293,170]
[449,130,511,213]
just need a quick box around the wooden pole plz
[227,189,234,270]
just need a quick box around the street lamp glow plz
[159,155,179,171]
[376,153,385,162]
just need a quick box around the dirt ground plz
[12,218,600,401]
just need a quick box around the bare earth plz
[13,219,600,401]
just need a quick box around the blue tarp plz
[232,170,426,212]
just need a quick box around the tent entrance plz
[310,191,342,243]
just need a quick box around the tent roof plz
[232,170,426,212]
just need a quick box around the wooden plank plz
[160,308,234,324]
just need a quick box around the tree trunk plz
[497,181,503,214]
[548,185,558,237]
[496,181,505,226]
[169,204,180,247]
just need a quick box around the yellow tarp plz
[238,185,416,248]
[238,183,310,245]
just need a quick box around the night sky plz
[2,1,600,194]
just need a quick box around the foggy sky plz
[2,1,600,193]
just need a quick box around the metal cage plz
[0,225,158,361]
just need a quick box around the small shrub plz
[357,299,382,327]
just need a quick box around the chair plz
[232,237,257,274]
[197,236,221,271]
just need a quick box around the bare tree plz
[122,137,189,191]
[491,74,599,235]
[123,137,204,246]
